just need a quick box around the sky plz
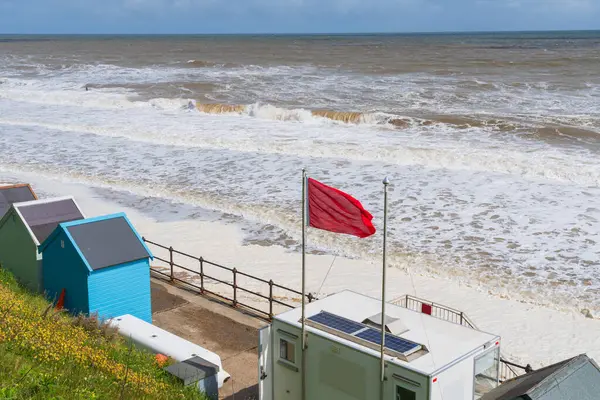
[0,0,599,34]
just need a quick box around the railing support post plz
[169,246,174,282]
[233,268,238,307]
[199,257,204,294]
[460,312,464,326]
[269,280,274,320]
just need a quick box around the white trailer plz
[259,290,501,400]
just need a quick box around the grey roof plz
[18,198,84,244]
[66,216,150,271]
[0,185,36,217]
[164,356,220,385]
[482,354,600,400]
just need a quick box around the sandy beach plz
[9,173,600,370]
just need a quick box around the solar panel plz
[385,334,422,355]
[307,311,365,335]
[355,328,421,355]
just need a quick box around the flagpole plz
[380,176,390,400]
[301,168,307,400]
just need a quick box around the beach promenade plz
[151,278,262,399]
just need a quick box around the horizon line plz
[1,28,599,36]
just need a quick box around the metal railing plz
[393,294,478,329]
[143,237,314,320]
[499,358,533,383]
[392,294,532,382]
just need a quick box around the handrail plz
[142,237,314,320]
[392,294,478,329]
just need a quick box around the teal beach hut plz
[0,196,84,292]
[39,213,153,323]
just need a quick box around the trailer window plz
[474,347,499,399]
[396,385,416,400]
[280,338,296,364]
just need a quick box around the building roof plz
[0,184,37,217]
[275,290,499,376]
[40,213,153,272]
[164,356,220,385]
[0,196,84,246]
[481,354,600,400]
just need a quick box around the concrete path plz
[151,278,265,399]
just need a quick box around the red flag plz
[307,178,376,238]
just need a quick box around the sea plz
[1,32,599,312]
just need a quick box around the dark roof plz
[66,216,150,270]
[481,355,593,400]
[0,185,36,217]
[18,198,84,244]
[164,356,219,385]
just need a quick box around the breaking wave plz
[185,59,239,68]
[192,102,600,141]
[194,102,412,127]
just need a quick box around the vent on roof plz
[362,313,409,336]
[305,311,426,361]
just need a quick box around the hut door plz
[258,325,273,400]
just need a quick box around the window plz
[396,385,416,400]
[279,338,296,364]
[473,347,499,399]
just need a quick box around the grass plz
[0,268,208,400]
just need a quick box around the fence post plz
[460,312,464,326]
[169,246,174,282]
[199,257,204,294]
[269,280,274,319]
[232,268,238,307]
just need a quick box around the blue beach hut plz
[39,213,153,323]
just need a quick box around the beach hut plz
[39,213,153,323]
[481,354,600,400]
[0,183,37,218]
[0,196,84,292]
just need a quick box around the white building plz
[259,290,501,400]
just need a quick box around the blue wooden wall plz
[88,258,152,323]
[42,228,90,315]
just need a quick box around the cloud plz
[476,0,597,12]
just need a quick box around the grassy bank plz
[0,268,207,400]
